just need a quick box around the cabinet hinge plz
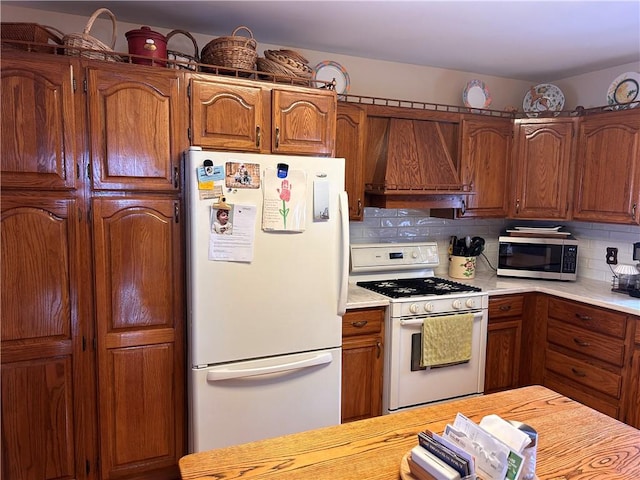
[174,202,180,223]
[187,126,192,142]
[83,77,88,93]
[187,82,191,98]
[72,77,77,92]
[86,161,91,179]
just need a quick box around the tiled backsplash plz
[349,208,640,282]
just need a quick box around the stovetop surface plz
[356,277,482,299]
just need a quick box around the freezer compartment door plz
[189,348,341,452]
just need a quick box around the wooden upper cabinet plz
[336,103,366,220]
[573,109,640,224]
[190,76,336,156]
[1,54,78,190]
[459,117,512,218]
[86,64,184,191]
[510,118,576,219]
[1,194,90,480]
[92,196,184,479]
[272,89,336,156]
[190,78,265,152]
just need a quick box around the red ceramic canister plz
[125,26,167,66]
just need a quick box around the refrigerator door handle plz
[206,352,333,382]
[337,191,349,316]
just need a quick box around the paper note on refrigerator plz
[209,204,257,262]
[262,167,307,232]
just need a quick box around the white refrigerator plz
[185,147,349,452]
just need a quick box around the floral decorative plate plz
[313,60,350,95]
[607,72,639,107]
[463,79,492,109]
[523,83,565,117]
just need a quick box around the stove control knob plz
[424,303,434,313]
[465,298,476,308]
[452,299,462,310]
[409,303,420,314]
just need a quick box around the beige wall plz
[2,4,638,111]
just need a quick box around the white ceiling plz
[6,0,640,82]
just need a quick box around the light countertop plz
[347,272,640,316]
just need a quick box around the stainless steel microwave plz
[497,236,578,281]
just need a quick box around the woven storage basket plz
[201,26,257,73]
[264,49,313,78]
[1,23,64,53]
[62,8,122,61]
[166,29,199,70]
[257,57,310,85]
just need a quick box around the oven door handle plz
[400,312,484,326]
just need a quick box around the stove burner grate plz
[356,277,481,298]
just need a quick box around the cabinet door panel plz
[336,103,366,220]
[191,79,265,152]
[460,118,511,218]
[485,320,521,393]
[101,344,178,478]
[1,195,88,480]
[511,120,575,219]
[88,66,182,191]
[273,89,336,156]
[2,357,75,479]
[93,199,180,330]
[92,197,184,479]
[1,55,77,190]
[573,110,640,224]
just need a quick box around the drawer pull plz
[351,321,368,328]
[575,313,593,321]
[571,367,587,377]
[573,338,591,347]
[499,305,512,312]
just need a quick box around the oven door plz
[384,310,487,413]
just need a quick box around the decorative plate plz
[523,83,565,117]
[463,79,492,109]
[313,60,350,95]
[607,72,639,107]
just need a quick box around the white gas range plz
[349,242,489,414]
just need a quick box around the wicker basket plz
[264,49,313,78]
[201,25,257,73]
[257,57,310,85]
[1,23,64,53]
[62,8,122,61]
[166,29,199,70]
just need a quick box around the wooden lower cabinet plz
[341,307,384,423]
[485,295,524,394]
[623,317,640,428]
[543,297,631,420]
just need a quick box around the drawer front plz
[545,349,622,399]
[544,373,619,419]
[548,297,626,338]
[342,308,384,337]
[489,295,524,320]
[547,318,625,366]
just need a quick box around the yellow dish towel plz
[421,313,474,368]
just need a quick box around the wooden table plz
[179,385,640,479]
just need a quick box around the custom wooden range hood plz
[364,116,471,209]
